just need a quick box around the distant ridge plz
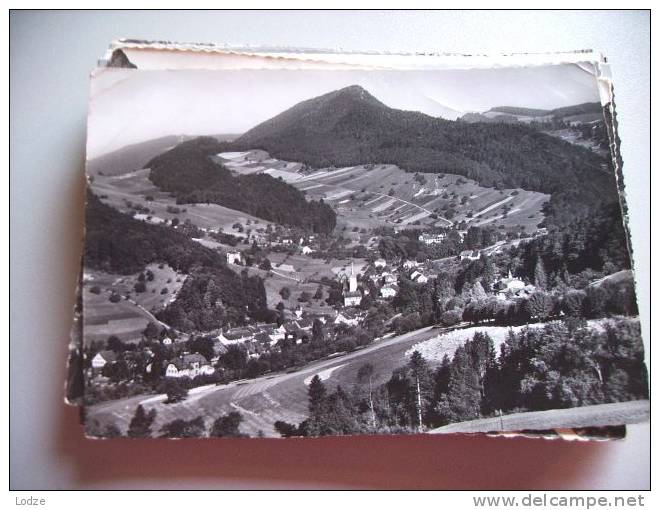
[488,106,550,117]
[87,134,238,176]
[463,102,603,122]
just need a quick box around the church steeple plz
[349,262,357,292]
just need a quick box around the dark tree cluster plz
[516,203,633,283]
[146,137,337,234]
[485,319,648,414]
[101,405,248,438]
[157,267,269,332]
[85,191,225,274]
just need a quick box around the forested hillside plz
[234,86,617,225]
[146,137,336,234]
[84,191,269,328]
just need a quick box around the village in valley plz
[86,205,544,389]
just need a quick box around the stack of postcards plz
[66,41,648,440]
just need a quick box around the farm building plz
[402,260,418,270]
[165,353,215,379]
[334,310,361,327]
[418,233,446,245]
[410,271,429,284]
[216,327,254,346]
[91,350,117,371]
[460,249,481,261]
[226,252,243,265]
[294,318,315,331]
[380,284,399,298]
[267,324,287,344]
[301,245,315,255]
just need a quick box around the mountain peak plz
[326,84,384,107]
[335,84,369,97]
[235,85,389,146]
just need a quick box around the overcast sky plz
[87,63,602,159]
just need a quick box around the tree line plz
[86,406,249,438]
[274,317,647,437]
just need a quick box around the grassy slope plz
[91,169,273,233]
[430,400,649,434]
[83,263,186,344]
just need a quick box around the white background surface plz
[9,10,650,489]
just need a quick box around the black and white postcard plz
[76,44,648,439]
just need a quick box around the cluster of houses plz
[224,232,318,267]
[368,261,401,300]
[215,308,364,356]
[90,306,368,382]
[364,258,434,301]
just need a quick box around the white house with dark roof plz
[382,272,397,284]
[334,310,361,327]
[494,271,530,299]
[402,260,418,270]
[418,233,446,245]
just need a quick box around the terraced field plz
[217,151,550,237]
